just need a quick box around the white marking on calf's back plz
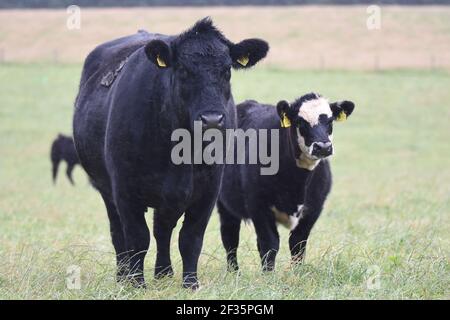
[298,97,332,127]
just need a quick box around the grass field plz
[0,63,448,299]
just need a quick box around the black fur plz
[73,18,268,289]
[218,95,355,272]
[50,134,80,185]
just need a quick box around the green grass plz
[0,64,449,299]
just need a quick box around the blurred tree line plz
[0,0,448,8]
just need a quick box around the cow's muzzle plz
[199,112,225,130]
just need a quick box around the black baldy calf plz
[218,93,355,271]
[50,134,80,185]
[73,18,268,289]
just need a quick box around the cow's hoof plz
[131,281,147,289]
[126,275,147,289]
[182,276,200,291]
[290,256,305,267]
[262,264,275,272]
[117,274,128,283]
[116,268,130,283]
[182,281,200,291]
[154,266,174,279]
[227,263,239,273]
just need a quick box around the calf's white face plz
[277,93,355,170]
[296,96,334,160]
[297,97,333,127]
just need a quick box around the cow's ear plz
[145,40,172,69]
[330,100,355,122]
[276,100,292,128]
[230,39,269,69]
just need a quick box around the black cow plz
[73,18,268,289]
[217,93,355,271]
[50,134,80,185]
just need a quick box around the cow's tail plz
[51,136,62,184]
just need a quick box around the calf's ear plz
[330,101,355,122]
[145,40,172,69]
[276,100,292,128]
[230,39,269,69]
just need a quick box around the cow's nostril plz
[199,112,225,129]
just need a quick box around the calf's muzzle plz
[312,142,333,158]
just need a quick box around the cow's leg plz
[252,208,280,272]
[153,208,183,279]
[179,200,215,290]
[289,204,322,264]
[66,164,75,185]
[114,193,149,288]
[51,158,60,184]
[100,192,128,282]
[217,201,241,272]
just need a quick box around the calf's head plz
[145,17,268,131]
[277,93,354,167]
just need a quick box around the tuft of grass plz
[0,64,449,299]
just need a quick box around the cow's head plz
[277,93,355,169]
[145,17,268,131]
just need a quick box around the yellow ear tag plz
[237,54,249,67]
[156,54,167,68]
[336,111,347,122]
[281,113,291,128]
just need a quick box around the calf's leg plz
[252,209,280,272]
[289,204,322,264]
[217,201,241,272]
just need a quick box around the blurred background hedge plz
[1,0,449,9]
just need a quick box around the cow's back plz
[79,31,157,88]
[237,100,279,131]
[74,31,162,193]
